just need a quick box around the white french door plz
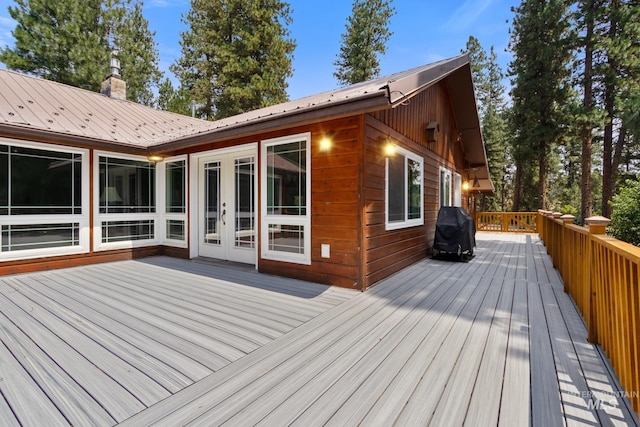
[197,147,256,264]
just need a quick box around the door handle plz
[221,209,226,225]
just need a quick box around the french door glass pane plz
[235,157,255,248]
[204,161,221,244]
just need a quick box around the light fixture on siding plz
[384,141,396,157]
[319,131,335,152]
[472,169,480,188]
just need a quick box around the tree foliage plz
[508,0,573,211]
[333,0,395,86]
[608,179,640,245]
[172,0,296,120]
[463,37,510,211]
[157,77,194,116]
[0,0,162,106]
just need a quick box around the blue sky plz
[0,0,518,101]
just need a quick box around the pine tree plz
[463,38,509,212]
[0,0,162,105]
[107,1,163,106]
[172,0,296,120]
[333,0,395,86]
[508,0,573,210]
[157,78,194,116]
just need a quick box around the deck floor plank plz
[1,234,638,427]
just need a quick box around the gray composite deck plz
[0,233,638,426]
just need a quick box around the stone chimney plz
[100,53,126,100]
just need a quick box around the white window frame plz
[93,151,160,251]
[159,155,188,248]
[385,145,424,231]
[260,133,311,265]
[0,138,90,261]
[439,166,452,208]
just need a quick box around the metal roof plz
[0,54,493,191]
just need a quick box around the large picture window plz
[261,133,311,264]
[0,140,88,260]
[1,145,82,215]
[99,156,155,213]
[386,146,423,230]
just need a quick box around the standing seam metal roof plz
[0,55,463,149]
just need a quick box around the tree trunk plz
[538,146,547,210]
[581,0,594,223]
[512,162,523,212]
[601,0,619,218]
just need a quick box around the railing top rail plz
[565,223,589,235]
[591,234,640,263]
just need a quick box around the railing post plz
[584,215,611,344]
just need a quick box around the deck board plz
[0,234,638,426]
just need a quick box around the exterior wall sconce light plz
[426,121,439,144]
[472,169,481,188]
[462,181,470,192]
[319,131,334,152]
[384,141,396,157]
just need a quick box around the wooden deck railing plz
[538,211,640,413]
[474,212,538,233]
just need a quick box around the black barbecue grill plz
[433,206,476,261]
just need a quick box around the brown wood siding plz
[259,116,363,289]
[363,81,470,288]
[371,82,467,171]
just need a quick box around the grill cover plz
[433,207,476,256]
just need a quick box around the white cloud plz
[443,0,496,31]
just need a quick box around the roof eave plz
[150,90,390,154]
[0,123,148,154]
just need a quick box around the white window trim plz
[385,145,424,231]
[93,151,160,251]
[260,133,311,265]
[0,139,90,261]
[159,155,188,248]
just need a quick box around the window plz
[453,172,462,207]
[386,146,423,230]
[95,153,158,250]
[439,167,452,208]
[166,160,186,214]
[440,168,462,208]
[102,220,154,243]
[99,156,155,213]
[261,133,311,264]
[1,145,82,215]
[0,140,89,260]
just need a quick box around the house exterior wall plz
[363,82,471,288]
[0,82,475,289]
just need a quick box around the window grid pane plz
[99,156,155,213]
[1,223,80,252]
[266,141,306,216]
[102,220,154,243]
[268,224,304,254]
[388,154,406,223]
[166,160,186,213]
[235,157,255,249]
[2,145,82,215]
[408,159,422,220]
[166,220,185,241]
